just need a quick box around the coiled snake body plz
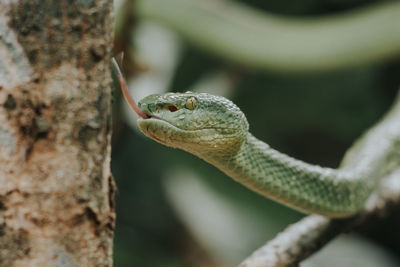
[135,92,400,218]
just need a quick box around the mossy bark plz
[0,1,115,266]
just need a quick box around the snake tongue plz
[111,58,151,119]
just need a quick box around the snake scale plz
[113,59,400,218]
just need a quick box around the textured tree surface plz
[0,1,115,266]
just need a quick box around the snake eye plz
[185,97,197,110]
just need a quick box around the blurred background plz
[111,0,400,266]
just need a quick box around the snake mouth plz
[146,128,166,144]
[138,116,184,132]
[141,111,161,121]
[137,117,169,145]
[138,112,174,129]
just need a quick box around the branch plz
[136,0,400,72]
[239,168,400,267]
[239,91,400,266]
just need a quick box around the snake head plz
[137,92,249,160]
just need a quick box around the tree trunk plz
[0,1,115,266]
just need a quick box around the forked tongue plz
[111,57,149,119]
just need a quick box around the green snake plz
[138,92,400,218]
[113,60,400,218]
[131,91,400,218]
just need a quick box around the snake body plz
[136,92,400,218]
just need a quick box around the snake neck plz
[208,133,376,217]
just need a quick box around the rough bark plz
[0,1,115,266]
